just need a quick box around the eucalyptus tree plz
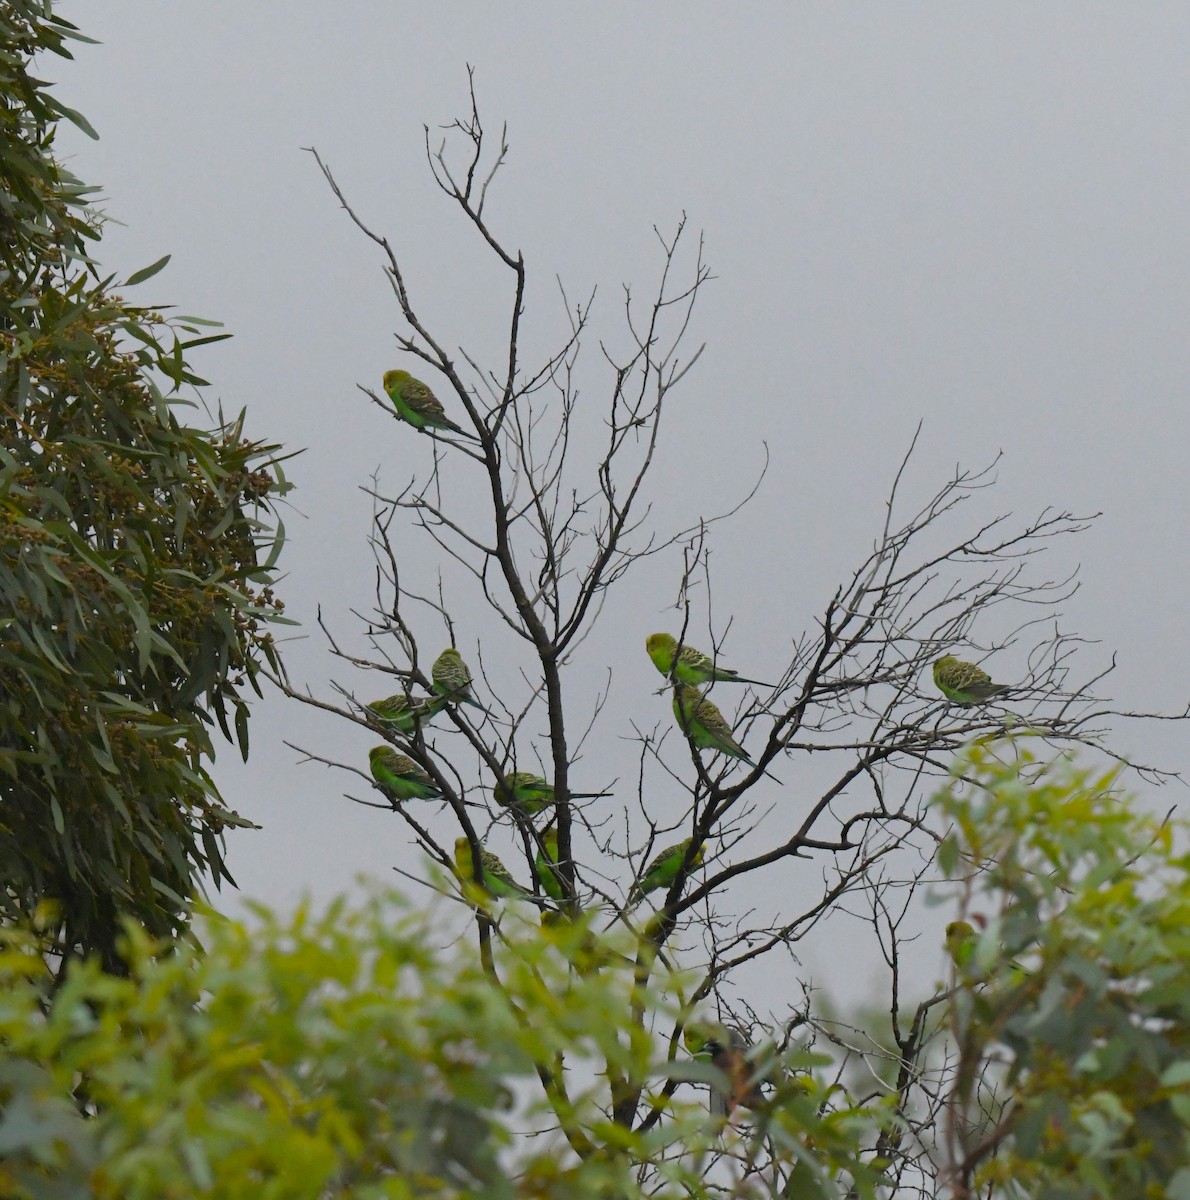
[0,1,289,973]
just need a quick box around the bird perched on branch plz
[493,772,612,818]
[646,632,771,687]
[932,655,1009,706]
[540,907,633,974]
[946,916,1023,976]
[365,693,445,735]
[368,747,442,802]
[453,836,534,901]
[628,837,706,904]
[684,1022,777,1116]
[533,826,566,901]
[672,684,755,764]
[945,920,980,968]
[431,648,485,710]
[383,369,465,434]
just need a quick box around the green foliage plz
[0,2,288,968]
[0,4,98,274]
[0,891,892,1199]
[936,739,1190,1198]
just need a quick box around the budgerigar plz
[534,826,565,901]
[383,369,465,434]
[368,747,442,802]
[933,655,1009,706]
[672,684,755,764]
[945,920,979,968]
[431,647,484,709]
[684,1022,775,1115]
[453,836,533,901]
[628,837,706,903]
[646,632,771,687]
[493,772,611,818]
[540,907,632,973]
[365,693,445,735]
[946,917,1022,976]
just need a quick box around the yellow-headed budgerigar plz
[383,369,465,434]
[365,693,445,735]
[368,747,442,802]
[430,647,486,710]
[646,632,771,687]
[672,684,755,764]
[453,836,533,901]
[540,907,633,973]
[945,920,979,968]
[946,916,1022,976]
[493,772,612,818]
[933,655,1009,707]
[628,837,706,903]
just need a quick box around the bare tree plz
[275,76,1185,1197]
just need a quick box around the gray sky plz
[54,4,1190,1005]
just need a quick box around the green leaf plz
[1160,1061,1190,1088]
[125,255,172,287]
[178,332,233,351]
[1168,1169,1190,1200]
[49,98,99,140]
[234,702,250,762]
[936,833,959,876]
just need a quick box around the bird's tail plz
[439,416,468,437]
[731,674,776,689]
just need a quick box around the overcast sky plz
[53,4,1190,1006]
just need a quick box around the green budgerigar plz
[534,826,565,901]
[454,836,533,901]
[368,747,442,802]
[540,907,633,974]
[933,655,1009,706]
[672,684,755,764]
[493,772,612,818]
[946,917,1022,976]
[383,369,465,434]
[646,632,770,687]
[628,837,706,903]
[365,692,445,735]
[945,920,979,968]
[431,648,484,710]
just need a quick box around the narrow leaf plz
[125,254,171,287]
